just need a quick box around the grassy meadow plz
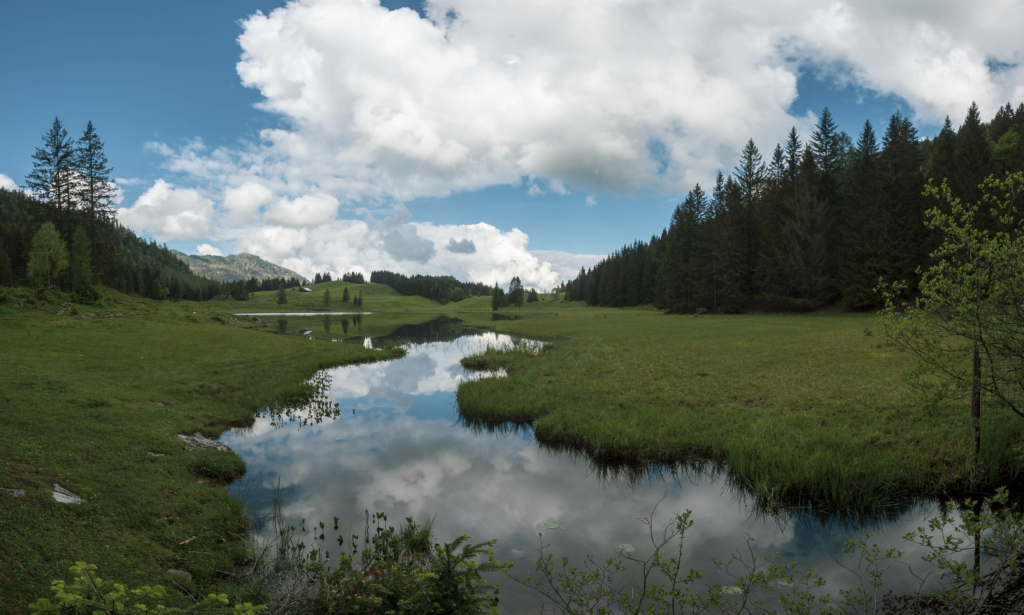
[3,280,1022,611]
[455,299,1024,507]
[0,286,403,613]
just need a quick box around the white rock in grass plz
[177,432,231,451]
[2,488,26,498]
[52,485,85,504]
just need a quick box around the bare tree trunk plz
[972,341,982,459]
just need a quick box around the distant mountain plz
[172,251,307,283]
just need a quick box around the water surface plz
[224,315,959,613]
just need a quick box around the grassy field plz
[0,286,404,613]
[4,280,1021,610]
[455,300,1024,507]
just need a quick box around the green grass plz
[0,286,403,613]
[455,301,1024,507]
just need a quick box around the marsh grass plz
[0,286,401,613]
[455,305,1024,507]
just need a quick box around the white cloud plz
[264,192,340,227]
[138,0,1024,286]
[227,217,591,289]
[585,196,597,207]
[197,243,223,256]
[223,182,274,224]
[0,174,18,191]
[116,179,213,240]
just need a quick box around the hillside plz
[172,251,307,283]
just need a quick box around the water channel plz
[223,314,965,613]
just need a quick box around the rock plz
[167,569,192,581]
[52,485,85,504]
[148,452,166,457]
[2,488,25,498]
[177,432,231,452]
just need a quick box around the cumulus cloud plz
[224,217,593,289]
[0,174,18,191]
[223,182,274,224]
[444,238,476,254]
[197,244,223,256]
[381,225,437,264]
[116,179,213,240]
[131,0,1024,286]
[585,196,597,207]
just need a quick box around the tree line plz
[1,117,264,301]
[369,270,490,305]
[563,102,1024,312]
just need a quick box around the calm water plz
[224,315,957,613]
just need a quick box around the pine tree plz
[784,128,802,196]
[491,283,505,311]
[509,276,525,307]
[880,111,927,288]
[314,272,323,284]
[25,118,77,235]
[840,120,886,307]
[342,287,350,303]
[953,102,995,207]
[929,117,957,184]
[75,121,117,229]
[323,289,331,308]
[277,283,288,305]
[27,222,69,289]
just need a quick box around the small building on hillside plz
[299,287,313,293]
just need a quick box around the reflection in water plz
[225,316,960,612]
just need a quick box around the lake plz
[223,314,962,613]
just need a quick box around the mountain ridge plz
[171,250,307,283]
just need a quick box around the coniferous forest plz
[563,102,1024,312]
[0,118,307,302]
[370,270,491,304]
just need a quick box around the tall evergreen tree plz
[25,118,77,235]
[841,121,886,307]
[880,111,927,288]
[953,102,995,207]
[929,116,957,184]
[75,121,118,228]
[784,127,802,196]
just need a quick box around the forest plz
[0,118,308,303]
[563,102,1024,312]
[369,270,491,304]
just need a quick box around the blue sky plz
[0,0,1012,286]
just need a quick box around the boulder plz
[52,485,85,504]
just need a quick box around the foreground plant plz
[510,488,1024,614]
[29,562,265,614]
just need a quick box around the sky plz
[2,0,1023,289]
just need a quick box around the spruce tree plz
[784,128,802,196]
[25,118,77,235]
[277,284,288,305]
[880,111,927,288]
[953,102,995,207]
[929,116,957,184]
[840,121,886,307]
[342,287,350,303]
[75,121,118,229]
[323,289,331,308]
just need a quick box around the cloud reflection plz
[223,325,965,611]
